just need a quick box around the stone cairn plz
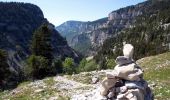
[100,44,153,100]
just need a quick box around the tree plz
[26,23,55,79]
[31,23,53,65]
[63,58,76,74]
[0,50,10,88]
[25,55,48,79]
[52,58,63,74]
[98,56,107,70]
[77,58,98,72]
[77,58,87,72]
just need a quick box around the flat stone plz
[48,96,58,100]
[34,89,44,93]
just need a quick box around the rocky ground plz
[0,70,111,100]
[0,52,170,100]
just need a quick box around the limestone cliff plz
[56,1,150,56]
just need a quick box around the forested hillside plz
[95,0,170,63]
[56,1,151,56]
[0,2,80,89]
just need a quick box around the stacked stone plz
[100,44,153,100]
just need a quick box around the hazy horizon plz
[2,0,146,26]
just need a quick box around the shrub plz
[77,59,98,72]
[77,58,87,73]
[24,55,49,79]
[106,59,116,69]
[62,57,76,74]
[52,58,63,74]
[84,60,98,72]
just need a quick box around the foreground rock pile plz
[72,44,154,100]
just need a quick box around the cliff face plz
[56,18,107,45]
[0,2,45,70]
[0,2,80,73]
[95,0,170,62]
[56,1,150,56]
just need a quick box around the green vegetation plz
[73,34,92,55]
[62,57,76,74]
[31,23,53,65]
[77,59,98,72]
[43,77,55,86]
[0,77,70,100]
[138,52,170,99]
[25,23,56,79]
[24,55,49,79]
[52,59,63,74]
[0,50,11,90]
[0,52,170,99]
[95,0,170,63]
[106,59,116,69]
[77,57,116,73]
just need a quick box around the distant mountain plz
[0,2,80,74]
[56,20,89,46]
[56,18,108,55]
[56,1,150,56]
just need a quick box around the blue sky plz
[2,0,146,26]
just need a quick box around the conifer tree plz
[31,23,53,65]
[26,23,55,79]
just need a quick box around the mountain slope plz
[95,0,170,62]
[0,2,80,74]
[56,1,150,55]
[1,52,170,99]
[56,18,108,55]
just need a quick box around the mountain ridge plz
[56,1,150,56]
[0,2,80,75]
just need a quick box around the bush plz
[62,58,76,74]
[24,55,50,79]
[77,58,87,73]
[77,58,116,73]
[77,59,98,73]
[84,60,98,72]
[106,59,116,69]
[52,58,63,74]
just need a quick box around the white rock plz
[91,76,99,84]
[34,89,44,93]
[48,96,58,100]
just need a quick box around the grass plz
[65,71,106,84]
[0,77,70,100]
[137,52,170,100]
[43,77,55,86]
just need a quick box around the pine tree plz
[31,23,53,65]
[26,23,55,79]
